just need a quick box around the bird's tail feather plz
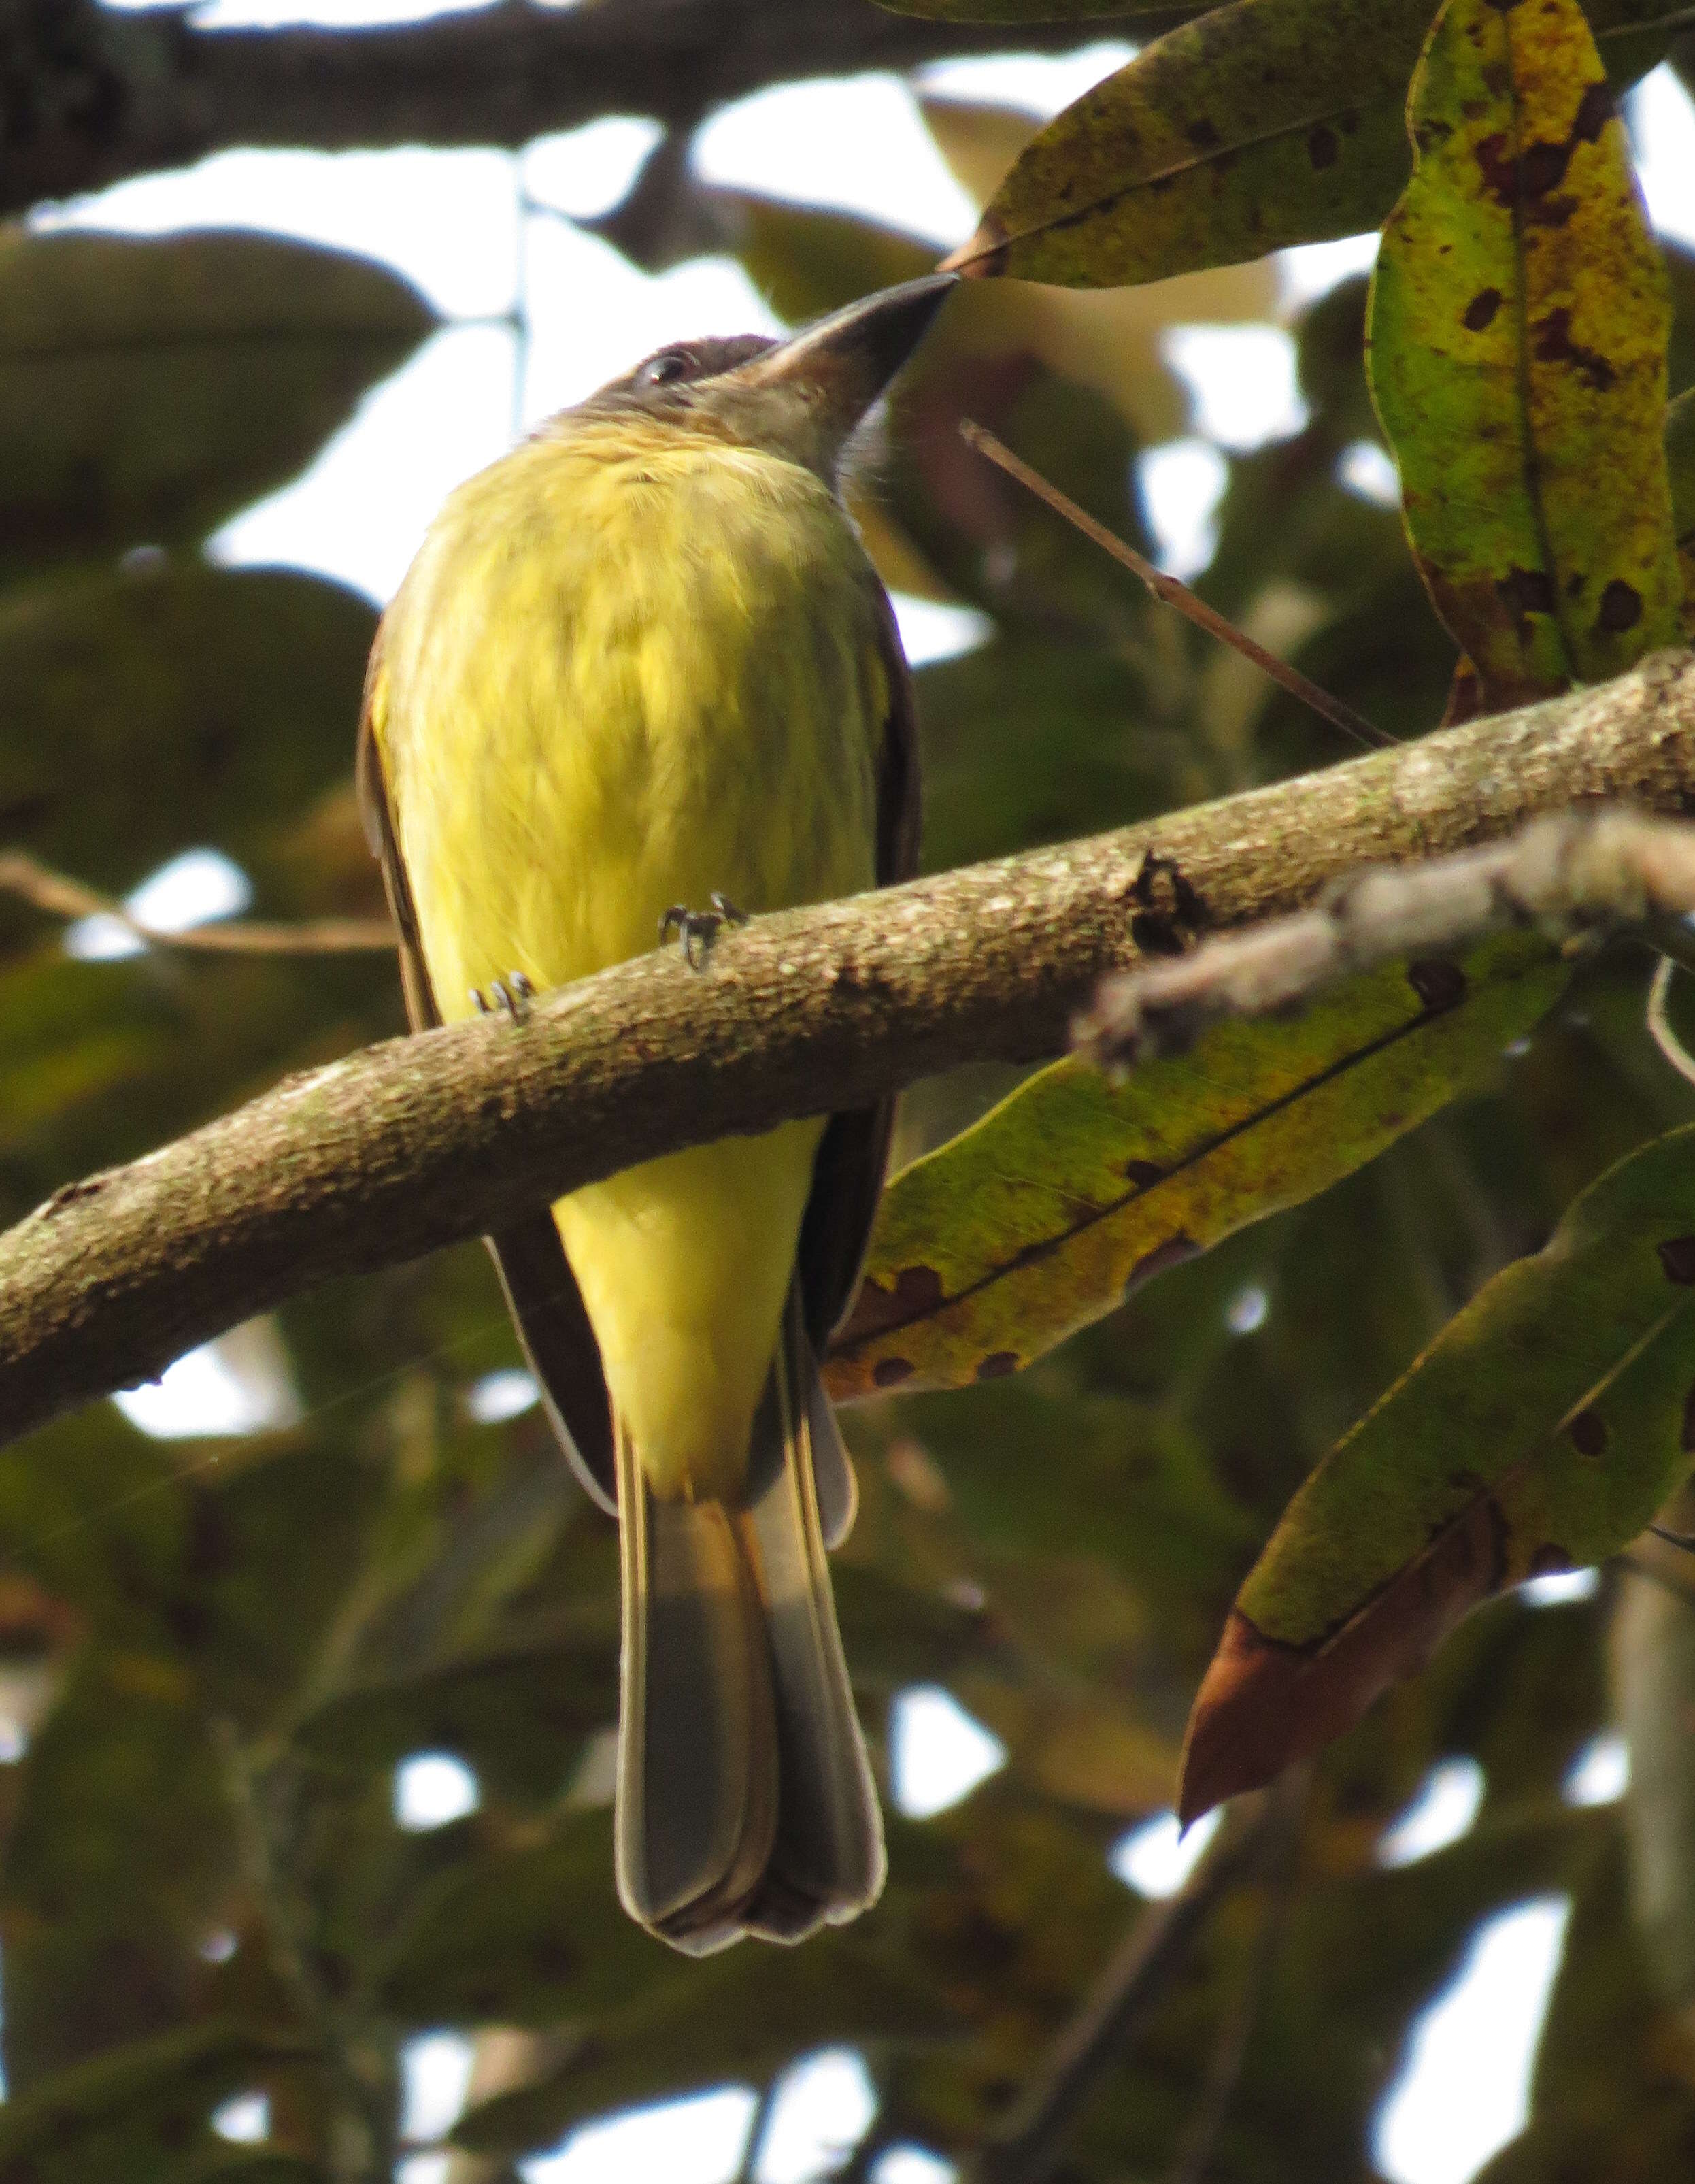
[614,1288,885,1954]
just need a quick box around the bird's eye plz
[635,348,693,390]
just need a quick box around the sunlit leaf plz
[829,934,1565,1400]
[1182,1123,1695,1823]
[0,228,434,578]
[1366,0,1680,709]
[947,0,1680,290]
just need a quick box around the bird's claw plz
[659,896,748,971]
[470,969,535,1023]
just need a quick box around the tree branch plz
[1073,807,1695,1070]
[0,850,395,955]
[2,648,1694,1451]
[9,0,1173,220]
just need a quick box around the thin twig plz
[1076,810,1695,1073]
[971,1787,1292,2184]
[1162,1773,1306,2184]
[0,850,395,955]
[958,421,1392,755]
[1646,953,1695,1087]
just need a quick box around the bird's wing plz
[796,582,918,1357]
[356,653,618,1512]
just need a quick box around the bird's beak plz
[728,273,956,475]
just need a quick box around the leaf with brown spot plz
[1181,1123,1695,1824]
[941,0,1679,291]
[828,933,1563,1400]
[1366,0,1682,708]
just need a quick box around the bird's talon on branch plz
[470,972,535,1023]
[659,900,741,971]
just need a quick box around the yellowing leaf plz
[1181,1124,1695,1823]
[946,0,1682,291]
[1367,0,1681,710]
[828,934,1564,1400]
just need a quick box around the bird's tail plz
[613,1287,886,1955]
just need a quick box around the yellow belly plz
[377,425,885,1500]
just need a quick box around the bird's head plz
[564,273,955,489]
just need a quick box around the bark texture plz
[2,648,1694,1451]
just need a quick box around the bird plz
[355,274,954,1953]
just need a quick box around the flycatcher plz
[356,274,953,1953]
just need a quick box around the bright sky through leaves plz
[1375,1898,1572,2184]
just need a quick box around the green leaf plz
[913,636,1169,876]
[452,1932,959,2157]
[0,2017,314,2184]
[1366,0,1681,710]
[1181,1123,1695,1822]
[0,228,435,578]
[948,0,1681,290]
[827,933,1564,1400]
[0,563,376,899]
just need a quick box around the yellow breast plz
[373,421,888,1498]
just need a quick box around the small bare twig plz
[1077,809,1695,1072]
[1162,1774,1306,2184]
[1646,953,1695,1088]
[971,1785,1295,2184]
[958,421,1392,756]
[0,850,395,956]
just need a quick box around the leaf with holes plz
[1180,1124,1695,1825]
[1366,0,1681,710]
[943,0,1679,291]
[827,933,1564,1401]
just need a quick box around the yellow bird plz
[356,276,952,1953]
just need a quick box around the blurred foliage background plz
[6,5,1695,2183]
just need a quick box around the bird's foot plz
[659,895,748,971]
[470,969,535,1023]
